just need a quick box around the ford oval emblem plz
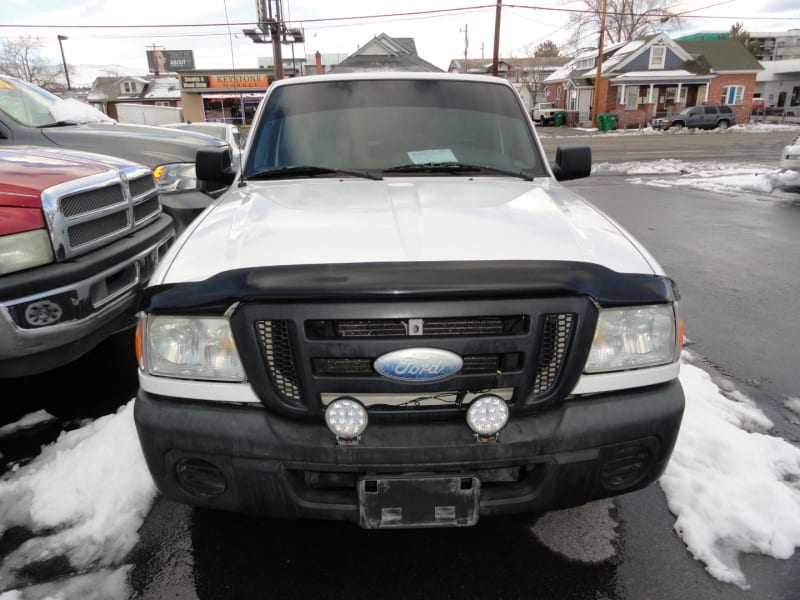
[374,348,463,383]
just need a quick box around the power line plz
[2,2,797,32]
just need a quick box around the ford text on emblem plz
[374,348,463,383]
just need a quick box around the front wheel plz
[670,121,685,132]
[717,120,730,130]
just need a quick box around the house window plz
[615,86,639,108]
[122,81,137,93]
[721,85,744,105]
[790,86,800,107]
[649,46,665,69]
[155,101,170,107]
[625,86,639,109]
[576,58,594,69]
[556,86,561,101]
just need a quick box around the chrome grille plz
[42,165,162,261]
[60,184,125,217]
[68,210,129,248]
[129,174,156,198]
[133,195,160,224]
[533,313,575,394]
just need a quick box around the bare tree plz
[566,0,684,48]
[0,35,64,90]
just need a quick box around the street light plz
[57,35,71,92]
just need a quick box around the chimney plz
[315,51,323,75]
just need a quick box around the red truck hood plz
[0,146,136,207]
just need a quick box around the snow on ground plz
[0,353,798,597]
[595,158,800,195]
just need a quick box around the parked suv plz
[531,102,560,125]
[651,105,735,131]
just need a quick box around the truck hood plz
[0,145,138,205]
[40,122,227,166]
[155,177,662,285]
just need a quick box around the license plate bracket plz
[358,474,480,529]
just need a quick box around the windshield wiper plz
[40,120,80,128]
[383,161,533,181]
[246,165,383,181]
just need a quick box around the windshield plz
[245,78,546,178]
[0,75,113,127]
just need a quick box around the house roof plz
[448,56,569,74]
[87,75,181,102]
[329,33,443,73]
[544,35,762,86]
[676,39,763,71]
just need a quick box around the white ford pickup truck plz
[133,72,684,530]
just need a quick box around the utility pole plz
[243,0,303,80]
[459,24,468,72]
[591,0,608,128]
[491,0,502,77]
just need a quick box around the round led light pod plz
[466,394,509,437]
[325,397,368,441]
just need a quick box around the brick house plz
[543,35,763,128]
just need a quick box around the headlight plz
[153,162,199,193]
[584,304,678,373]
[0,229,54,275]
[142,315,246,381]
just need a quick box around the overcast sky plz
[2,0,800,76]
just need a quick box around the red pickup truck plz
[0,146,174,380]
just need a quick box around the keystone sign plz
[180,74,270,90]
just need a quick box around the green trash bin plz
[553,111,565,127]
[596,113,608,131]
[605,113,618,131]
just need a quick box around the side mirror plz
[196,146,237,185]
[551,145,592,181]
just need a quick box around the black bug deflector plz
[144,260,679,315]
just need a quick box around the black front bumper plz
[134,379,684,527]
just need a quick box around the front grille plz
[241,297,586,417]
[256,320,301,404]
[129,174,156,198]
[68,210,129,248]
[133,195,160,224]
[60,184,125,217]
[43,166,163,261]
[312,354,520,377]
[533,313,574,394]
[306,316,528,338]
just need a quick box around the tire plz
[717,120,729,130]
[671,121,685,132]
